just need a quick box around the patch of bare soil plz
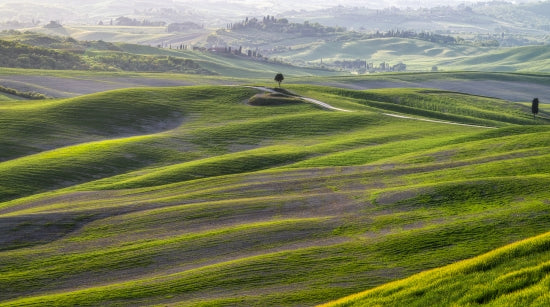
[0,75,197,98]
[375,188,426,206]
[0,212,98,251]
[312,80,550,102]
[425,150,458,163]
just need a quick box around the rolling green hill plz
[8,25,550,75]
[271,37,480,70]
[0,32,340,81]
[269,37,550,73]
[0,38,212,74]
[443,45,550,72]
[1,84,549,306]
[321,230,550,307]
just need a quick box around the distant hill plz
[199,15,550,73]
[284,1,550,37]
[0,33,211,74]
[443,45,550,72]
[0,40,87,70]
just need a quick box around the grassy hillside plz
[1,84,549,306]
[0,31,339,80]
[321,230,550,306]
[7,27,550,78]
[114,44,340,78]
[0,37,212,74]
[443,45,550,72]
[21,25,193,46]
[272,37,480,70]
[265,36,550,73]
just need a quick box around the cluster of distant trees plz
[0,85,47,99]
[333,59,406,72]
[0,39,211,74]
[92,54,211,74]
[43,21,63,29]
[204,45,264,59]
[228,16,457,45]
[333,59,367,70]
[348,29,457,45]
[167,22,203,33]
[1,31,122,54]
[102,16,166,27]
[228,16,346,36]
[0,40,87,70]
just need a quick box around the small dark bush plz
[248,93,302,106]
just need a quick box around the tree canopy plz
[532,98,539,119]
[274,73,284,87]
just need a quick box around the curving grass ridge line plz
[319,231,550,307]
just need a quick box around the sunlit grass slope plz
[446,45,550,72]
[1,84,549,306]
[321,230,550,307]
[277,37,480,69]
[114,44,341,78]
[274,37,550,72]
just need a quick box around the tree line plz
[100,17,166,27]
[337,29,457,45]
[0,40,87,70]
[92,53,211,74]
[0,85,47,99]
[228,16,346,36]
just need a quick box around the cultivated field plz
[3,69,550,104]
[1,81,550,306]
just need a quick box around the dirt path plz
[249,86,351,112]
[383,113,495,129]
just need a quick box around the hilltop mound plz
[248,92,303,106]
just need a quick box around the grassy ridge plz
[1,84,550,306]
[274,37,481,70]
[272,37,550,72]
[447,45,550,72]
[286,85,541,126]
[7,83,532,201]
[114,43,341,78]
[321,230,550,307]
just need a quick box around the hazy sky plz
[179,0,539,10]
[0,0,540,9]
[0,0,542,26]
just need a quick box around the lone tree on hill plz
[532,98,539,119]
[274,73,284,87]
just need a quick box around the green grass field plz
[1,81,550,306]
[268,37,550,72]
[274,37,482,70]
[321,230,550,306]
[14,27,550,74]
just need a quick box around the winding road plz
[250,86,495,129]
